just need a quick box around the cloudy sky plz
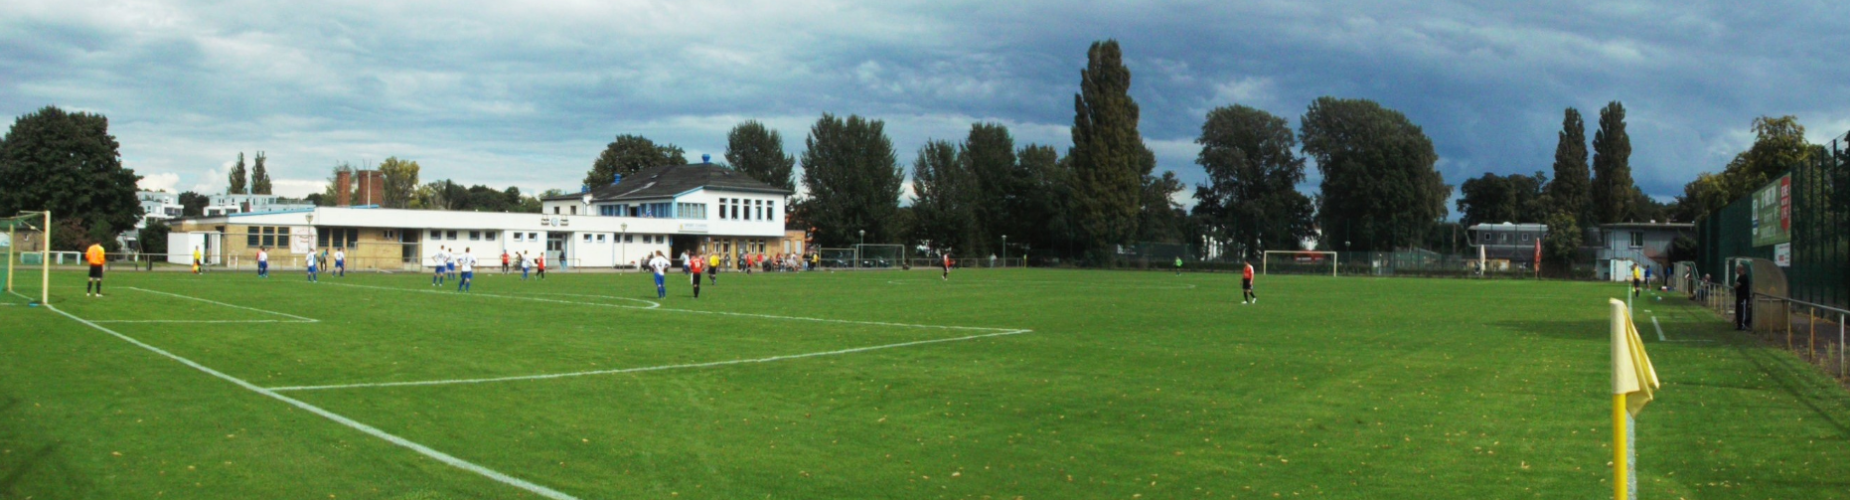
[5,0,1847,213]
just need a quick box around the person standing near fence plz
[941,251,953,281]
[1734,264,1752,330]
[1174,256,1183,275]
[257,247,269,278]
[192,246,202,275]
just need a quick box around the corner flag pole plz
[1609,298,1660,500]
[41,210,51,305]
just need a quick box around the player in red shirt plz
[941,251,953,281]
[1241,261,1257,305]
[688,252,705,298]
[536,254,546,279]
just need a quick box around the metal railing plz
[1687,281,1848,383]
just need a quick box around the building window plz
[528,232,539,241]
[430,230,441,240]
[553,206,560,214]
[584,233,593,242]
[768,201,775,218]
[1631,231,1644,248]
[469,231,481,241]
[485,232,495,241]
[446,230,458,240]
[600,205,617,216]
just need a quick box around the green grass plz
[2,267,1847,499]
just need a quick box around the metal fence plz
[1688,274,1849,384]
[1698,130,1850,310]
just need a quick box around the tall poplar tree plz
[911,140,977,252]
[1590,101,1633,223]
[962,122,1018,255]
[227,152,248,194]
[250,151,273,195]
[1545,108,1589,221]
[1067,39,1151,259]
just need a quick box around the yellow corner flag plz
[1610,298,1661,500]
[1611,299,1660,415]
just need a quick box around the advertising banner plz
[1751,174,1791,247]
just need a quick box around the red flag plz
[1534,238,1543,278]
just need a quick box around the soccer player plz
[536,253,546,279]
[457,247,476,292]
[941,251,952,281]
[1631,264,1643,297]
[648,250,671,298]
[334,248,346,277]
[192,246,202,274]
[688,251,705,298]
[257,247,270,278]
[431,251,446,286]
[1174,256,1183,275]
[306,247,319,282]
[501,250,510,274]
[1241,261,1257,305]
[519,251,531,280]
[445,246,458,280]
[84,241,106,297]
[707,253,719,285]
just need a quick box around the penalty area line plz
[267,328,1035,392]
[7,290,581,500]
[121,286,319,323]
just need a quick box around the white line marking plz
[6,290,579,500]
[122,286,319,323]
[1649,313,1715,343]
[268,329,1033,392]
[324,281,664,310]
[324,281,1011,332]
[886,279,1198,290]
[90,319,301,324]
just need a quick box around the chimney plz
[334,170,352,207]
[358,170,385,206]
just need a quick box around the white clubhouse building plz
[168,160,794,270]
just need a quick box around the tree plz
[1067,39,1151,259]
[725,121,796,192]
[585,135,686,188]
[1456,171,1548,227]
[1545,108,1590,222]
[962,122,1019,256]
[137,219,169,254]
[1137,170,1187,244]
[1015,144,1075,260]
[378,156,420,209]
[1590,101,1633,223]
[798,113,904,247]
[1299,97,1449,251]
[1540,209,1582,276]
[0,106,142,248]
[1191,104,1315,257]
[1673,171,1731,222]
[910,140,977,253]
[178,191,209,217]
[228,152,248,195]
[250,151,272,195]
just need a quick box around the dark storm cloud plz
[3,0,1846,209]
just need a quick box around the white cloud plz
[137,172,180,192]
[270,178,326,198]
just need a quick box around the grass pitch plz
[2,267,1847,499]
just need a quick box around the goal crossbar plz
[1261,250,1338,277]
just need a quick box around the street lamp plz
[621,222,628,271]
[857,229,866,268]
[1001,234,1007,268]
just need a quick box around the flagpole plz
[1613,392,1628,500]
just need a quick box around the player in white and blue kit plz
[647,251,671,298]
[334,249,346,277]
[456,247,476,292]
[431,249,447,286]
[305,247,319,282]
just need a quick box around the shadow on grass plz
[1727,339,1850,439]
[0,395,83,498]
[1492,319,1627,343]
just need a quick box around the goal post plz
[1,210,51,305]
[1261,250,1338,277]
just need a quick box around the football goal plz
[2,210,51,305]
[1261,250,1338,277]
[855,244,906,269]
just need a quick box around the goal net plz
[818,247,856,269]
[1262,250,1338,276]
[855,244,906,269]
[1,211,50,305]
